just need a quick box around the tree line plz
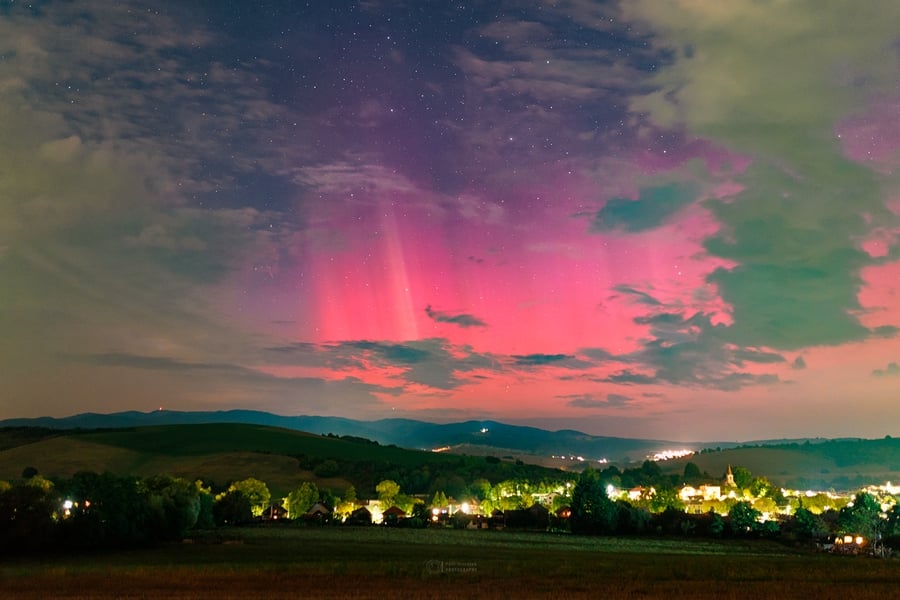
[6,461,900,555]
[569,466,900,550]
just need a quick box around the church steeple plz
[724,464,736,487]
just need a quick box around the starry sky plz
[2,0,899,442]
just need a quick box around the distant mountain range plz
[0,409,826,464]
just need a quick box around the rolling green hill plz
[0,424,568,497]
[662,437,900,490]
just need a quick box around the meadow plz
[2,526,898,599]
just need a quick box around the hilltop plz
[0,423,569,497]
[660,437,900,490]
[0,409,710,464]
[3,411,900,491]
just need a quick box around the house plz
[680,485,699,502]
[700,485,721,501]
[382,505,406,526]
[262,503,288,521]
[626,486,655,501]
[303,502,332,523]
[832,534,867,555]
[505,504,550,531]
[345,506,372,526]
[489,509,505,528]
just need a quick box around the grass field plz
[2,526,899,599]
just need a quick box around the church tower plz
[724,465,736,487]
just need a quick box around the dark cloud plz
[610,284,663,306]
[605,370,658,385]
[731,348,786,366]
[511,353,593,369]
[425,304,487,328]
[872,362,900,377]
[266,338,502,392]
[599,311,785,391]
[579,347,616,361]
[345,341,432,364]
[592,184,698,233]
[565,393,633,409]
[702,156,882,352]
[792,356,807,370]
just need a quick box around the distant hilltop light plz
[651,449,694,461]
[551,455,608,463]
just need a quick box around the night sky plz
[2,1,899,441]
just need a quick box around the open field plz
[2,527,899,599]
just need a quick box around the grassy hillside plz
[0,410,687,462]
[0,424,568,497]
[661,438,900,489]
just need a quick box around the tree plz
[728,500,760,535]
[194,481,216,530]
[0,481,58,553]
[394,493,420,515]
[792,507,826,541]
[639,460,662,481]
[286,482,319,518]
[837,492,882,541]
[469,478,492,501]
[226,478,270,517]
[749,476,775,499]
[144,475,202,541]
[57,472,154,549]
[213,490,252,525]
[313,459,340,478]
[682,462,702,482]
[570,467,617,535]
[649,486,684,513]
[731,466,753,490]
[376,480,400,507]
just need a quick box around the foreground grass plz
[2,527,899,599]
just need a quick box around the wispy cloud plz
[425,305,487,328]
[564,393,633,409]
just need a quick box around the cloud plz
[604,370,658,386]
[0,1,311,419]
[445,4,657,185]
[592,183,698,232]
[265,338,501,392]
[730,348,786,366]
[425,305,487,328]
[565,393,633,409]
[610,284,663,306]
[792,356,807,370]
[872,362,900,377]
[511,353,592,369]
[622,1,900,156]
[593,310,784,391]
[620,0,900,352]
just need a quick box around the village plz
[260,464,900,557]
